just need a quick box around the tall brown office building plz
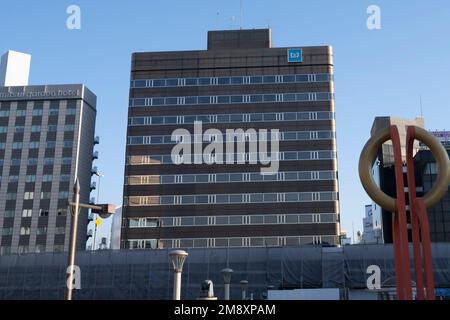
[122,29,340,250]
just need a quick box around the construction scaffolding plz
[0,243,449,300]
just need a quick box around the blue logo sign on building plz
[287,48,303,63]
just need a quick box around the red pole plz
[405,126,425,300]
[390,126,413,300]
[415,198,435,300]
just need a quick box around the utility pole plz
[65,179,80,300]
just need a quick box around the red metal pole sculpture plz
[359,125,450,300]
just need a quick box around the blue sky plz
[1,0,450,240]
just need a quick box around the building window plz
[63,140,73,148]
[59,191,69,199]
[9,176,19,183]
[4,210,15,218]
[6,193,17,200]
[46,141,56,148]
[24,192,34,200]
[10,158,20,166]
[20,227,30,235]
[54,245,64,252]
[31,125,41,132]
[16,109,27,117]
[44,158,54,166]
[39,209,49,217]
[35,245,46,253]
[12,142,23,149]
[32,109,43,116]
[25,175,36,183]
[42,175,53,182]
[55,227,65,235]
[27,158,38,166]
[41,192,51,199]
[0,246,11,256]
[29,141,39,149]
[2,227,13,236]
[57,208,68,216]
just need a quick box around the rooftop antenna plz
[216,11,220,29]
[240,0,243,29]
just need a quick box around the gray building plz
[123,29,340,249]
[0,83,97,254]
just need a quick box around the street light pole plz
[221,268,233,300]
[66,179,80,300]
[169,250,188,300]
[240,280,248,300]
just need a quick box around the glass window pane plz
[231,77,243,84]
[231,96,243,103]
[185,78,197,85]
[250,76,262,84]
[263,75,276,83]
[283,75,295,83]
[166,79,178,86]
[296,74,309,82]
[250,95,263,102]
[199,78,211,85]
[218,77,230,85]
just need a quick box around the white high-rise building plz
[0,50,31,87]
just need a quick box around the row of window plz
[127,130,335,146]
[130,92,334,107]
[4,191,70,201]
[14,226,65,235]
[125,191,338,206]
[5,174,70,184]
[128,111,334,127]
[0,108,76,118]
[0,157,72,167]
[127,235,337,249]
[131,73,332,88]
[125,170,337,185]
[0,124,75,134]
[127,150,337,166]
[0,244,64,256]
[0,140,73,150]
[129,213,338,228]
[2,208,67,218]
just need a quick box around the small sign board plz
[287,48,303,63]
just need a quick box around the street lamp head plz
[240,280,248,291]
[169,249,188,272]
[220,268,234,284]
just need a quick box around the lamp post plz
[169,250,188,300]
[65,179,80,300]
[240,280,248,300]
[65,179,116,300]
[221,268,233,300]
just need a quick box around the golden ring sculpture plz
[359,126,450,212]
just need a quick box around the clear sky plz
[1,0,450,241]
